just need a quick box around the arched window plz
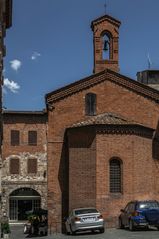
[109,158,122,193]
[85,93,96,116]
[102,32,111,60]
[10,158,20,174]
[27,158,37,174]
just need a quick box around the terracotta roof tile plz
[71,112,142,128]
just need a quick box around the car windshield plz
[74,208,98,215]
[138,201,159,209]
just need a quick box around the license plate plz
[83,217,95,222]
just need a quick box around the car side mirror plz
[120,209,125,213]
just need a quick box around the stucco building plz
[45,14,159,232]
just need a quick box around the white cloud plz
[10,59,22,71]
[4,78,20,93]
[2,87,7,95]
[31,52,41,60]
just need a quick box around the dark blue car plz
[119,200,159,231]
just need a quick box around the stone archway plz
[9,187,41,221]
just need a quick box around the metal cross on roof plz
[104,1,107,14]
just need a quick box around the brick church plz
[2,13,159,232]
[45,14,159,231]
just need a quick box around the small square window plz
[11,130,20,146]
[28,158,37,174]
[10,158,20,174]
[28,131,37,146]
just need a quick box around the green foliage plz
[27,214,40,223]
[2,223,11,234]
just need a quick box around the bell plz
[103,40,109,51]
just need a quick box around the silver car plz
[65,207,105,234]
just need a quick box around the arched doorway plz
[9,188,41,221]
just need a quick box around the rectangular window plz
[10,158,20,174]
[11,130,20,146]
[85,93,96,116]
[28,131,37,145]
[28,158,37,174]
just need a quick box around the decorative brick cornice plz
[91,14,121,30]
[68,112,154,139]
[46,71,106,103]
[68,124,154,139]
[107,70,159,103]
[46,69,159,104]
[95,125,154,139]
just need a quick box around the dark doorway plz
[18,200,32,220]
[9,188,41,221]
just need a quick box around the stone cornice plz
[2,181,47,185]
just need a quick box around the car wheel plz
[119,217,124,229]
[157,226,159,231]
[99,228,105,233]
[129,219,135,231]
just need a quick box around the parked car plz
[65,207,105,235]
[119,200,159,231]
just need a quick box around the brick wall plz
[68,128,96,210]
[47,77,159,231]
[96,133,159,227]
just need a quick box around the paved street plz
[9,225,159,239]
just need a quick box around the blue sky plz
[3,0,159,110]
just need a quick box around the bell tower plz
[91,15,121,74]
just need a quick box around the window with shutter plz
[28,131,37,145]
[11,130,20,146]
[110,158,122,193]
[10,158,20,174]
[28,158,37,174]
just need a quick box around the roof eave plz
[5,0,12,28]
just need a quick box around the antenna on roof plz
[147,53,152,69]
[104,0,107,14]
